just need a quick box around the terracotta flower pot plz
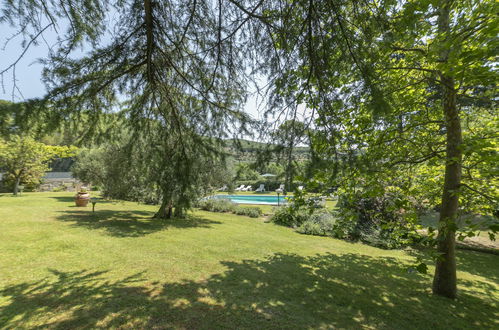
[75,192,91,207]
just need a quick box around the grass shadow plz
[56,209,221,237]
[419,211,496,230]
[48,195,118,204]
[48,195,79,203]
[1,252,497,329]
[408,248,499,282]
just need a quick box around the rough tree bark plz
[432,0,461,299]
[13,175,21,196]
[154,197,173,219]
[173,206,184,218]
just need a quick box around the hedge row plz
[197,199,263,218]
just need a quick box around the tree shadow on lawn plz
[56,209,221,237]
[419,211,496,230]
[1,253,497,329]
[408,248,499,283]
[49,195,81,203]
[49,196,117,204]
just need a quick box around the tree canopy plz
[240,0,498,298]
[0,136,77,195]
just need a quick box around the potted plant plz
[75,188,91,207]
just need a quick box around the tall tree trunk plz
[432,0,461,299]
[154,197,172,219]
[173,206,184,218]
[432,74,460,299]
[13,176,21,196]
[285,140,294,193]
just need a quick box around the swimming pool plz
[213,194,291,205]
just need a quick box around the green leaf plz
[416,263,428,274]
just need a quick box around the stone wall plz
[38,179,80,192]
[0,172,83,192]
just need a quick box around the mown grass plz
[0,192,497,329]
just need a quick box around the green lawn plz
[0,192,497,329]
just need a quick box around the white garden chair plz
[255,184,265,192]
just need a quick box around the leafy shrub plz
[271,188,419,248]
[197,199,236,213]
[234,206,262,218]
[296,210,337,236]
[51,185,68,192]
[1,175,38,192]
[270,206,309,227]
[334,188,418,249]
[72,147,161,204]
[197,199,262,218]
[91,185,102,191]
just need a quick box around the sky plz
[0,23,266,121]
[0,27,49,101]
[0,14,313,142]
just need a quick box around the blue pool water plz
[213,194,291,205]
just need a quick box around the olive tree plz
[0,136,76,195]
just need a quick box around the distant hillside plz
[48,157,75,172]
[224,138,310,162]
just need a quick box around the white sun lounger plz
[234,185,246,191]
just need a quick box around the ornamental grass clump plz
[197,199,236,213]
[270,206,310,227]
[197,199,262,218]
[234,206,262,218]
[296,211,337,236]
